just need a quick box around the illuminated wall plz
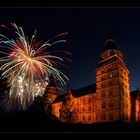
[96,41,131,122]
[51,102,62,118]
[50,39,133,124]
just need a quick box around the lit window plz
[108,73,113,78]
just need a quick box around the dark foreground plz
[0,99,139,133]
[0,110,140,132]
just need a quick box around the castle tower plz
[95,38,131,122]
[44,76,58,113]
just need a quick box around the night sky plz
[0,8,140,92]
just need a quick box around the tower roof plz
[103,37,119,52]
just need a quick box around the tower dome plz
[103,37,119,52]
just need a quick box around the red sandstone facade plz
[48,38,140,123]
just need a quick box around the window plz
[109,90,113,96]
[109,102,113,108]
[88,115,91,121]
[83,115,85,120]
[109,114,113,120]
[92,105,95,112]
[73,108,76,113]
[76,116,79,120]
[102,103,106,109]
[101,70,104,74]
[121,90,124,97]
[121,102,125,108]
[96,115,97,120]
[102,114,106,120]
[115,71,119,76]
[101,77,105,81]
[108,81,113,86]
[88,98,91,103]
[77,108,79,112]
[107,67,111,71]
[102,92,105,97]
[89,106,91,111]
[77,101,79,105]
[101,83,105,88]
[108,73,113,78]
[83,98,85,104]
[82,107,85,112]
[126,103,128,108]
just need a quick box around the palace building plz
[45,38,140,124]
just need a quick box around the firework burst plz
[0,23,70,111]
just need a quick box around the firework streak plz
[0,23,69,111]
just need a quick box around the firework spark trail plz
[0,23,70,111]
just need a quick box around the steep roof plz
[52,84,96,103]
[72,84,96,97]
[130,90,140,99]
[53,94,65,103]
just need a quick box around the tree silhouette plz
[59,102,72,123]
[0,70,9,98]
